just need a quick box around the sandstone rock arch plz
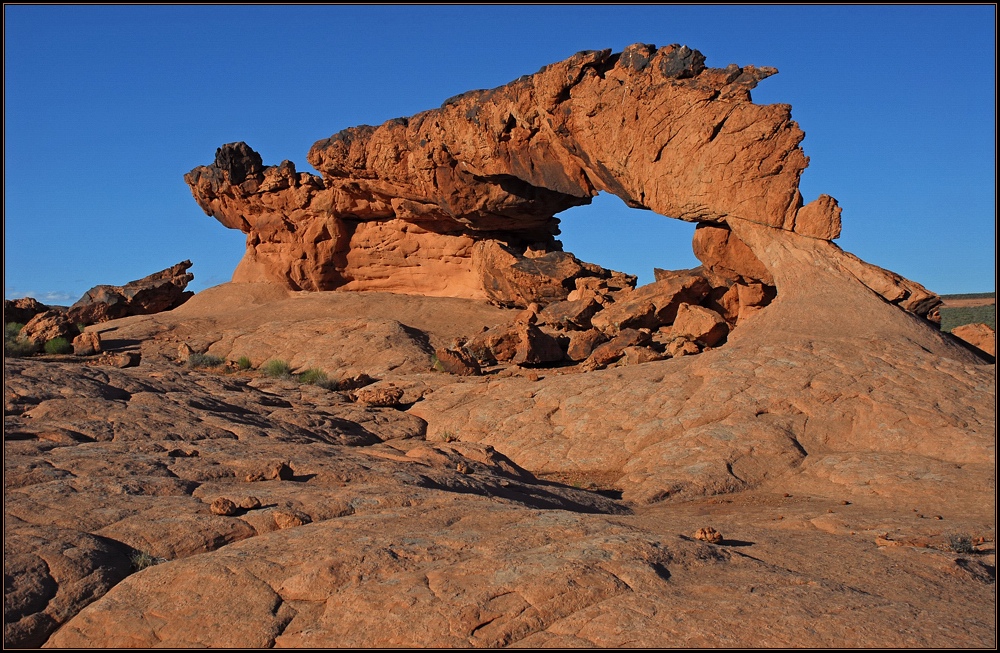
[186,43,939,320]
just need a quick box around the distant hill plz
[939,292,995,301]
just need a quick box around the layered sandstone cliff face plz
[186,43,936,318]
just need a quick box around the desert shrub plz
[5,322,25,340]
[948,533,975,554]
[440,430,459,443]
[3,323,35,357]
[130,550,161,572]
[4,338,37,357]
[43,337,73,355]
[299,368,326,384]
[299,368,338,389]
[940,305,996,332]
[262,359,293,378]
[188,353,225,368]
[237,356,253,370]
[299,368,324,384]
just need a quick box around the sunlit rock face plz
[185,43,936,320]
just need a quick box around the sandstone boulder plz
[72,332,102,356]
[336,372,377,391]
[735,283,776,323]
[67,261,194,325]
[694,526,724,544]
[701,285,740,324]
[619,345,664,366]
[692,222,773,285]
[514,303,540,325]
[590,275,711,334]
[239,497,262,510]
[513,324,565,366]
[244,462,295,483]
[466,322,563,366]
[582,329,653,370]
[210,497,239,516]
[793,194,842,240]
[671,303,729,347]
[473,241,624,308]
[565,328,608,362]
[536,298,602,331]
[20,311,78,346]
[950,323,995,358]
[665,336,701,358]
[433,347,482,376]
[467,324,521,365]
[567,275,634,305]
[351,384,405,407]
[4,297,49,325]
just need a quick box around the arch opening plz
[554,193,700,287]
[487,190,778,369]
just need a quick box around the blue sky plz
[4,5,995,303]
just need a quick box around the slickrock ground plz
[5,43,996,648]
[5,274,995,648]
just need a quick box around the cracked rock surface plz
[5,255,994,647]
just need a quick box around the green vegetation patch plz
[188,353,226,368]
[5,338,37,357]
[130,550,162,572]
[237,356,253,370]
[299,368,338,389]
[3,322,36,357]
[940,305,996,333]
[262,359,293,378]
[43,337,73,355]
[5,322,26,340]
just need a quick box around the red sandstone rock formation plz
[951,322,995,357]
[186,43,939,320]
[671,303,729,347]
[180,48,823,297]
[4,297,50,325]
[67,261,195,325]
[302,44,811,233]
[20,311,78,346]
[71,331,102,356]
